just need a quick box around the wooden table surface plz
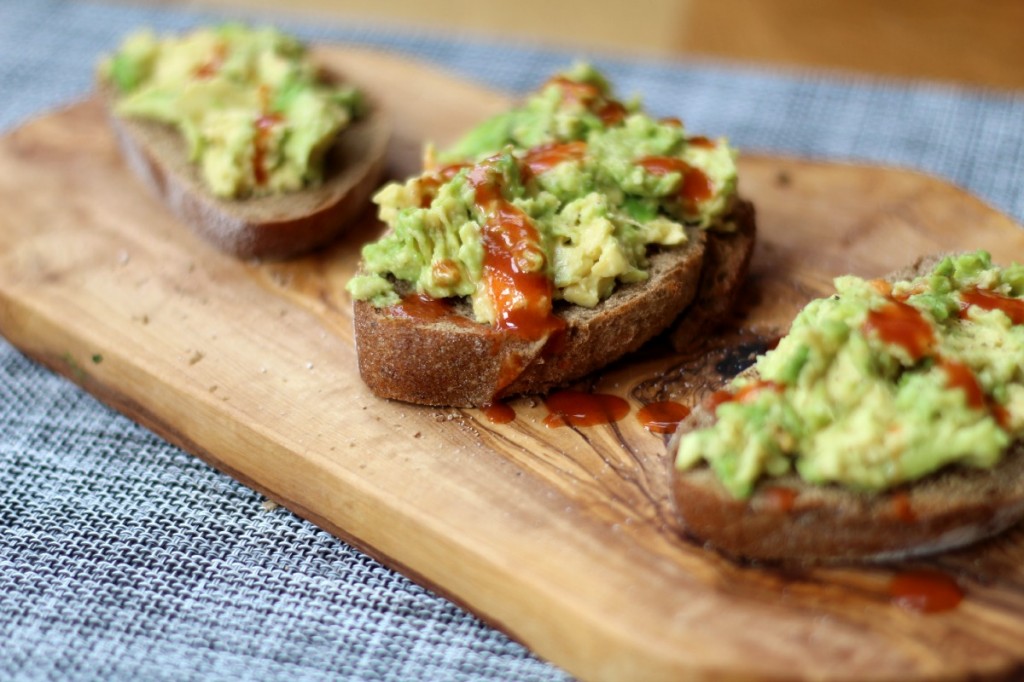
[127,0,1024,92]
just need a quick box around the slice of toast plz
[668,255,1024,563]
[353,228,709,407]
[670,199,757,350]
[102,83,390,260]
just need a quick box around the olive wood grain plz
[2,45,1024,682]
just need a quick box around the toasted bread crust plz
[670,199,757,350]
[353,229,708,407]
[102,84,390,260]
[669,254,1024,563]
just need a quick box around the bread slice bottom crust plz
[672,431,1024,564]
[670,199,757,350]
[352,224,716,407]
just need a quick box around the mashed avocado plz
[676,251,1024,498]
[346,64,739,329]
[99,24,361,198]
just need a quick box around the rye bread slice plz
[670,198,757,350]
[102,81,390,260]
[353,228,708,407]
[668,254,1024,563]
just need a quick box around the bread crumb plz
[188,350,204,366]
[261,499,280,511]
[305,361,314,370]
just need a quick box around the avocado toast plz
[670,252,1024,562]
[347,64,755,407]
[98,25,390,259]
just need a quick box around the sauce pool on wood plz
[543,390,630,428]
[888,569,964,614]
[636,400,690,434]
[482,401,516,424]
[481,395,695,433]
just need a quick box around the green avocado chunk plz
[98,24,362,198]
[346,63,739,326]
[676,251,1024,498]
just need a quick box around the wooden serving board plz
[3,46,1024,681]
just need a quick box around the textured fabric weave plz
[2,1,1023,680]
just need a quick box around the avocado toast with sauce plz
[670,252,1024,562]
[98,25,390,259]
[347,64,755,406]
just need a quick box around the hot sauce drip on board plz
[543,390,630,428]
[482,401,516,424]
[705,380,783,415]
[636,401,691,435]
[888,569,964,614]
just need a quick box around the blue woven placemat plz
[2,1,1023,680]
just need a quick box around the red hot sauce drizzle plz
[861,292,1016,427]
[385,293,480,330]
[193,42,227,79]
[387,293,456,321]
[521,141,587,178]
[939,359,985,410]
[686,135,716,149]
[890,490,917,523]
[959,287,1024,325]
[252,112,282,187]
[419,162,469,208]
[250,85,282,187]
[465,160,565,342]
[861,300,935,362]
[545,76,628,126]
[760,486,798,513]
[635,156,714,211]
